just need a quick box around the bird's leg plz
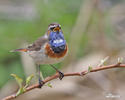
[49,64,64,80]
[37,64,44,88]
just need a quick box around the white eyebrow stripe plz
[54,25,57,27]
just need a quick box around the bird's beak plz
[54,27,60,32]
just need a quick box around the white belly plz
[27,45,66,64]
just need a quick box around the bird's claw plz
[38,79,44,88]
[58,71,64,80]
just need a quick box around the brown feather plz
[28,36,48,51]
[11,48,28,52]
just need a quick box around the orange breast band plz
[45,43,68,58]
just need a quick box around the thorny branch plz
[3,63,125,100]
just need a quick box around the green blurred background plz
[1,0,125,100]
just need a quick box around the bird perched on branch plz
[12,23,68,88]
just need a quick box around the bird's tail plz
[10,48,28,52]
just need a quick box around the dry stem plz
[3,63,125,100]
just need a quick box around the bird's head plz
[47,23,66,53]
[48,23,61,32]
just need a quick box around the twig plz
[2,63,125,100]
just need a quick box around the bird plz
[12,23,68,88]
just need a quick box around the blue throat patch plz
[49,31,66,53]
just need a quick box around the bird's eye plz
[49,26,55,30]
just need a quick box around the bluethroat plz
[12,23,68,88]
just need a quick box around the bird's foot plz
[58,71,64,80]
[38,79,44,88]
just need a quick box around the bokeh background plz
[0,0,125,100]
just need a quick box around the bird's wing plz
[11,35,48,52]
[27,35,48,51]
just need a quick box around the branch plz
[3,63,125,100]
